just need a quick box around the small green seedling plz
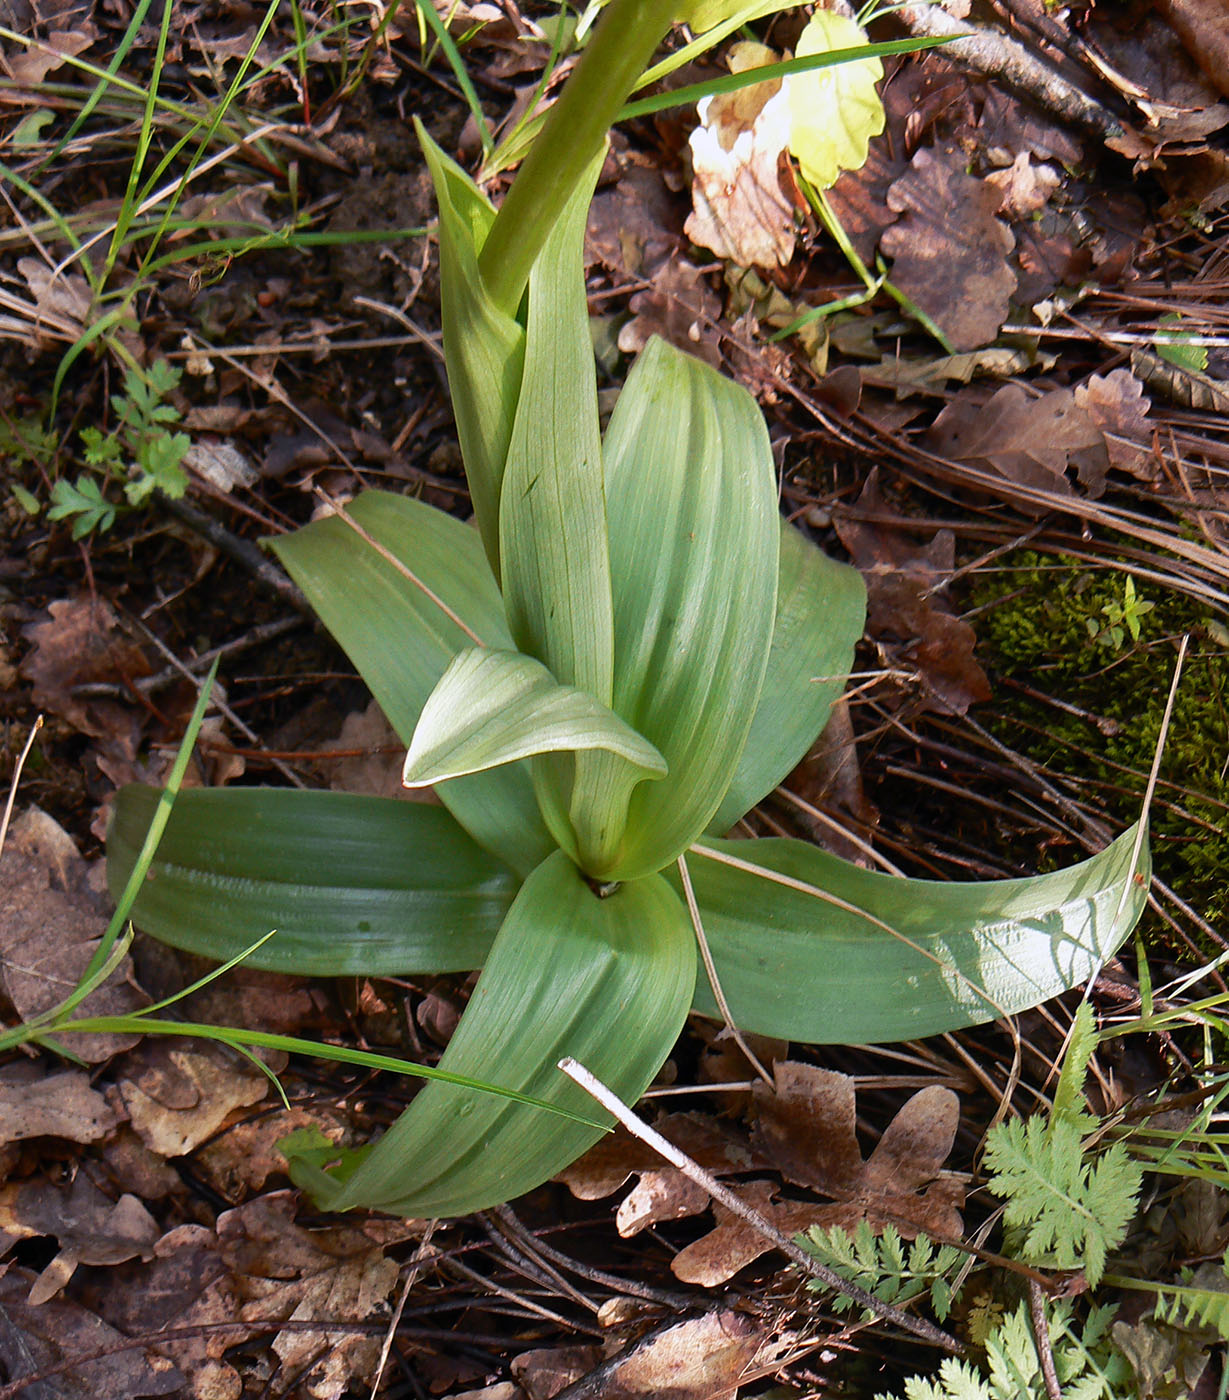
[108,0,1151,1218]
[1086,576,1155,652]
[47,358,189,538]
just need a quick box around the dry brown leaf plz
[686,44,796,269]
[617,258,723,368]
[0,808,145,1061]
[3,27,95,83]
[1131,346,1229,412]
[985,152,1060,219]
[218,1191,410,1399]
[586,160,682,280]
[825,142,904,264]
[833,471,990,714]
[880,149,1016,352]
[512,1345,602,1400]
[0,1267,184,1398]
[604,1309,768,1399]
[0,1064,119,1146]
[116,1038,274,1158]
[928,382,1107,499]
[194,1106,349,1198]
[78,1222,244,1400]
[0,1173,160,1303]
[1075,368,1157,480]
[21,595,151,759]
[1159,0,1229,100]
[673,1063,964,1286]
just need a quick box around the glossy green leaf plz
[709,520,866,833]
[601,336,779,880]
[270,491,554,877]
[287,851,697,1218]
[417,123,524,578]
[679,823,1149,1043]
[404,647,666,864]
[107,786,517,975]
[498,150,613,702]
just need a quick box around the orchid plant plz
[108,0,1149,1218]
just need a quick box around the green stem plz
[477,0,679,312]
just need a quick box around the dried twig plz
[558,1057,966,1354]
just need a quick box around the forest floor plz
[3,0,1229,1396]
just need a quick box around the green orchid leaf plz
[108,787,517,975]
[404,648,666,863]
[710,520,866,833]
[600,336,779,880]
[417,123,524,579]
[271,490,554,877]
[287,850,697,1218]
[787,11,885,190]
[680,822,1149,1043]
[498,149,613,704]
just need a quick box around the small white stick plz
[0,716,43,862]
[558,1057,963,1354]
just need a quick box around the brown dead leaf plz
[604,1309,769,1399]
[587,159,683,280]
[833,472,990,714]
[218,1191,409,1399]
[825,142,904,265]
[1075,369,1157,480]
[617,258,722,368]
[512,1345,602,1400]
[0,1266,184,1398]
[3,28,95,84]
[1131,346,1229,412]
[77,1222,244,1400]
[21,595,151,760]
[194,1106,349,1198]
[928,383,1108,500]
[0,1064,119,1146]
[0,1172,160,1303]
[1159,0,1229,100]
[116,1038,275,1158]
[0,808,146,1061]
[673,1063,963,1286]
[880,149,1016,352]
[986,152,1060,219]
[686,44,797,269]
[559,1112,768,1237]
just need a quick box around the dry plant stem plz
[676,853,773,1085]
[895,3,1123,139]
[164,496,307,611]
[0,716,43,859]
[558,1057,965,1354]
[1028,1277,1063,1400]
[370,1221,437,1399]
[310,486,485,645]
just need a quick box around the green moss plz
[971,554,1229,929]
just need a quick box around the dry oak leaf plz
[880,149,1017,352]
[1074,368,1157,480]
[985,152,1061,220]
[928,382,1108,501]
[672,1063,964,1286]
[686,43,797,269]
[559,1112,769,1238]
[617,257,723,369]
[0,1172,160,1304]
[194,1106,349,1199]
[0,1064,119,1145]
[218,1191,412,1400]
[604,1310,769,1400]
[0,1266,184,1399]
[116,1037,275,1158]
[0,807,146,1062]
[833,471,990,715]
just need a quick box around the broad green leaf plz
[271,491,554,877]
[679,822,1149,1043]
[404,648,666,864]
[417,123,524,578]
[287,851,697,1217]
[601,336,779,880]
[498,149,613,703]
[709,519,866,833]
[787,12,884,190]
[107,787,517,975]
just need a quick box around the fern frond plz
[1149,1257,1229,1340]
[983,1116,1142,1285]
[1052,1001,1101,1133]
[799,1220,966,1320]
